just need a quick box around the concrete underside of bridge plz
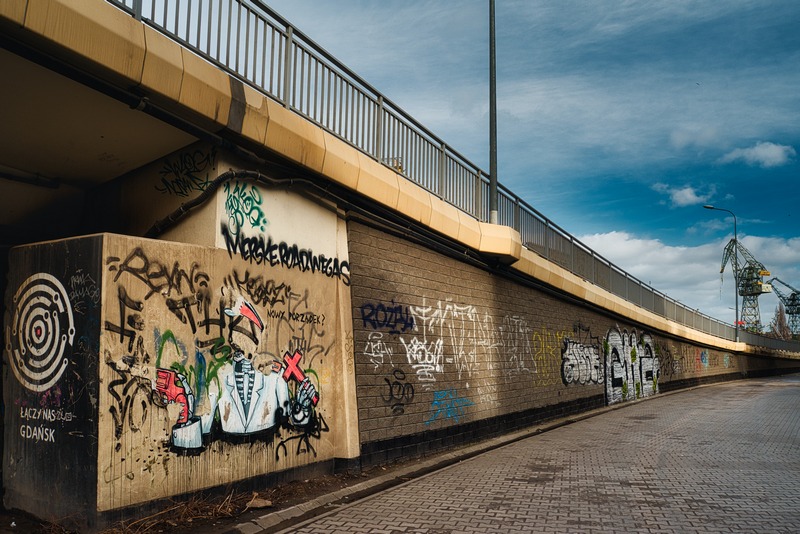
[1,1,798,531]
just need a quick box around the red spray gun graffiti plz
[282,350,319,406]
[155,368,190,424]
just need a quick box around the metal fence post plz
[438,143,447,197]
[132,0,142,20]
[625,274,630,302]
[375,96,384,160]
[282,26,294,108]
[569,236,575,273]
[544,221,551,260]
[475,170,484,220]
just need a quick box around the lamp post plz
[489,0,498,224]
[703,204,739,341]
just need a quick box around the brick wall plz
[347,221,764,465]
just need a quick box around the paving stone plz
[261,376,800,533]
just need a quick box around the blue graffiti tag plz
[425,389,473,426]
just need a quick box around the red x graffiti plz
[283,350,305,382]
[282,350,319,406]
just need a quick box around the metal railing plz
[111,0,799,352]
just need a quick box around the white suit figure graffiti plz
[164,296,318,450]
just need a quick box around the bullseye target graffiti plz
[6,273,75,392]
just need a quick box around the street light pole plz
[704,204,739,342]
[489,0,498,224]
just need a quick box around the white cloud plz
[687,218,733,236]
[652,183,714,207]
[579,231,800,329]
[670,124,720,150]
[718,142,796,168]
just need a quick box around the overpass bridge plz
[1,0,798,530]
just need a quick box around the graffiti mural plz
[400,332,444,385]
[359,296,539,421]
[103,245,328,457]
[382,369,415,416]
[425,388,473,426]
[6,273,76,392]
[265,287,334,367]
[221,224,351,285]
[358,289,744,434]
[360,300,415,334]
[532,326,571,388]
[223,269,291,308]
[356,294,607,426]
[560,323,604,386]
[2,238,103,518]
[605,326,658,404]
[558,324,659,404]
[224,180,268,236]
[500,315,535,379]
[365,331,394,370]
[88,215,347,510]
[106,356,154,442]
[160,296,321,453]
[155,146,217,196]
[398,299,500,387]
[68,269,101,315]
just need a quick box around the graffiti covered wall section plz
[347,222,742,447]
[88,179,357,513]
[17,143,358,514]
[96,226,352,510]
[2,237,102,521]
[562,326,658,405]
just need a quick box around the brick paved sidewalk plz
[235,375,800,534]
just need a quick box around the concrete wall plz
[347,221,793,464]
[97,231,355,511]
[3,236,103,523]
[3,178,358,528]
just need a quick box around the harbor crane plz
[720,239,772,332]
[769,278,800,335]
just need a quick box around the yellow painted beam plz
[179,48,231,128]
[457,211,482,251]
[24,0,145,85]
[141,25,183,103]
[428,196,462,243]
[238,83,270,146]
[478,222,522,262]
[321,132,360,190]
[396,175,433,226]
[0,0,27,26]
[265,99,326,172]
[356,151,399,209]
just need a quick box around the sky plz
[265,0,800,329]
